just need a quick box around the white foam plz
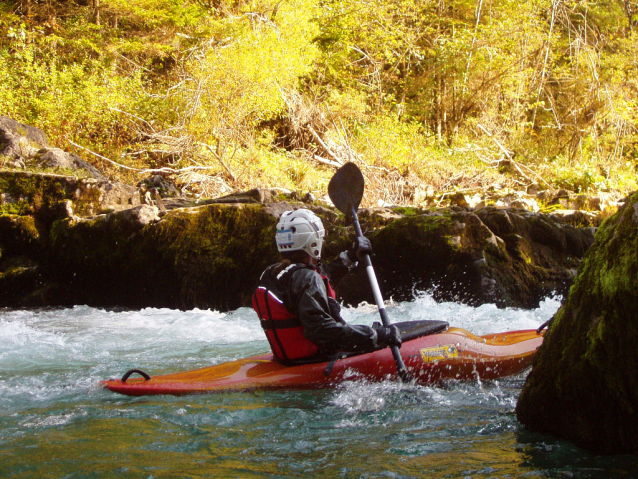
[0,293,560,413]
[341,292,560,335]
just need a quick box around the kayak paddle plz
[328,162,413,383]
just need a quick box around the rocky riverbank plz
[0,116,606,310]
[0,191,597,311]
[5,115,638,453]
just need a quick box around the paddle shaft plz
[350,204,412,382]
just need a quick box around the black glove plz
[374,324,402,348]
[347,236,373,262]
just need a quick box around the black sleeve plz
[289,268,377,354]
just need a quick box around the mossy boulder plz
[44,203,282,310]
[0,198,330,309]
[516,191,638,454]
[336,207,594,308]
[0,214,42,257]
[0,214,48,306]
[0,261,40,305]
[0,191,595,310]
[143,203,281,310]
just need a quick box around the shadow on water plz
[514,429,638,479]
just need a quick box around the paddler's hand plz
[374,324,402,348]
[347,236,373,262]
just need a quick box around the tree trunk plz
[93,0,100,26]
[624,1,637,30]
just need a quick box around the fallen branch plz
[126,150,181,158]
[477,124,552,188]
[110,107,156,133]
[68,140,217,175]
[199,142,237,181]
[313,155,342,168]
[308,126,343,165]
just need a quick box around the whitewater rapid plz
[1,293,559,413]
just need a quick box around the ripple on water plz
[5,295,635,478]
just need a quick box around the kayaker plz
[252,208,402,365]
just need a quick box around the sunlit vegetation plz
[1,0,637,205]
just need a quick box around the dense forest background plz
[1,0,637,205]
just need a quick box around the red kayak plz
[102,321,543,396]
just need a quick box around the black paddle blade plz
[328,162,365,216]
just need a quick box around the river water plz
[1,294,636,478]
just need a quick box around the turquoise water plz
[1,295,637,478]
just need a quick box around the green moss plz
[0,171,109,220]
[70,186,102,217]
[44,203,283,310]
[0,260,42,305]
[275,193,293,202]
[0,202,23,215]
[149,204,280,309]
[0,214,41,257]
[0,171,72,216]
[23,165,94,178]
[517,191,638,453]
[355,213,463,301]
[539,202,561,214]
[391,206,421,216]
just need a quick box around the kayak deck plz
[102,327,543,396]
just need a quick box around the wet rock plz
[336,206,595,309]
[517,190,638,454]
[0,195,596,310]
[0,214,42,258]
[0,214,48,307]
[0,260,45,306]
[40,203,281,310]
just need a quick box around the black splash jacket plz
[253,253,379,362]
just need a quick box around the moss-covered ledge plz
[44,203,282,310]
[336,207,594,308]
[0,214,47,305]
[516,191,638,454]
[0,170,140,220]
[1,195,596,310]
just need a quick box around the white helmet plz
[276,209,325,259]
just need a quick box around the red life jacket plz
[252,263,336,362]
